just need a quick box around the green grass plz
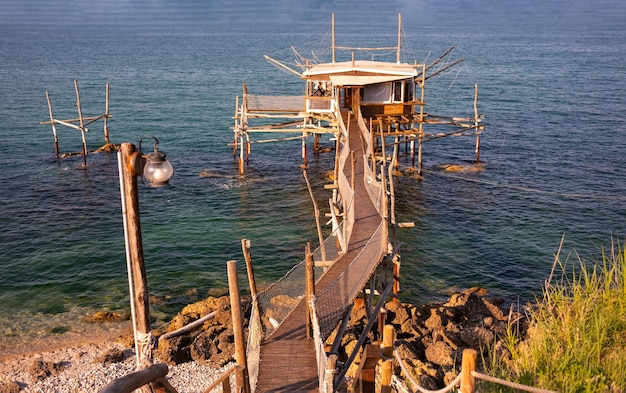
[483,238,626,393]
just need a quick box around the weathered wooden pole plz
[302,132,308,168]
[460,348,477,393]
[118,143,155,393]
[380,325,395,393]
[97,363,168,393]
[74,80,88,167]
[303,170,326,261]
[45,91,59,159]
[104,83,110,145]
[325,354,338,393]
[396,13,402,64]
[305,243,315,339]
[227,260,250,393]
[241,239,257,299]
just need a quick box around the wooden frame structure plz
[232,13,484,176]
[41,80,113,166]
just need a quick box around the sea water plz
[1,1,625,351]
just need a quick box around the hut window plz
[392,81,403,102]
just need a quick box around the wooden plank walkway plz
[255,113,385,392]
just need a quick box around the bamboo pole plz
[241,239,257,299]
[118,143,155,393]
[305,243,315,339]
[45,91,59,159]
[303,170,326,261]
[227,260,250,393]
[474,83,481,163]
[74,80,88,167]
[380,325,395,393]
[104,83,110,145]
[460,349,477,393]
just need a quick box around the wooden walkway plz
[255,114,384,392]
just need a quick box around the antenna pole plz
[396,13,402,63]
[332,13,336,63]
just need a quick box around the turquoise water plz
[1,1,625,344]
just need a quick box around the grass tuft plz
[484,237,626,392]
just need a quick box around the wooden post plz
[118,143,155,393]
[227,260,250,393]
[460,349,477,393]
[303,170,326,261]
[473,83,481,163]
[392,256,400,301]
[380,325,395,393]
[241,239,257,299]
[350,151,356,191]
[417,63,426,176]
[326,354,338,393]
[331,13,336,63]
[305,243,315,339]
[104,83,110,145]
[74,80,88,167]
[45,91,59,159]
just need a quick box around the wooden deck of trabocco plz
[254,113,386,392]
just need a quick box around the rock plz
[0,381,20,393]
[157,335,192,365]
[94,347,126,364]
[28,359,64,381]
[424,341,454,366]
[85,311,129,323]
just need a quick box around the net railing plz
[314,219,387,341]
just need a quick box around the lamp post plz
[117,139,174,392]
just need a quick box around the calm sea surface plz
[1,1,625,350]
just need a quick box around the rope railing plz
[393,348,557,393]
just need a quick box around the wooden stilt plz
[227,260,250,393]
[45,91,59,159]
[239,134,245,175]
[74,80,87,167]
[104,83,110,145]
[474,83,481,163]
[302,132,308,168]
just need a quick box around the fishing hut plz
[232,14,483,176]
[41,80,114,166]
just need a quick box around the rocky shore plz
[0,287,524,392]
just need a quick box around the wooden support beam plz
[305,243,315,340]
[45,91,59,158]
[380,325,396,393]
[97,363,168,393]
[74,80,88,167]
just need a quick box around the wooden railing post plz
[325,354,338,393]
[460,348,477,393]
[227,260,250,393]
[305,242,315,339]
[380,325,395,393]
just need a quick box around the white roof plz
[303,60,420,78]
